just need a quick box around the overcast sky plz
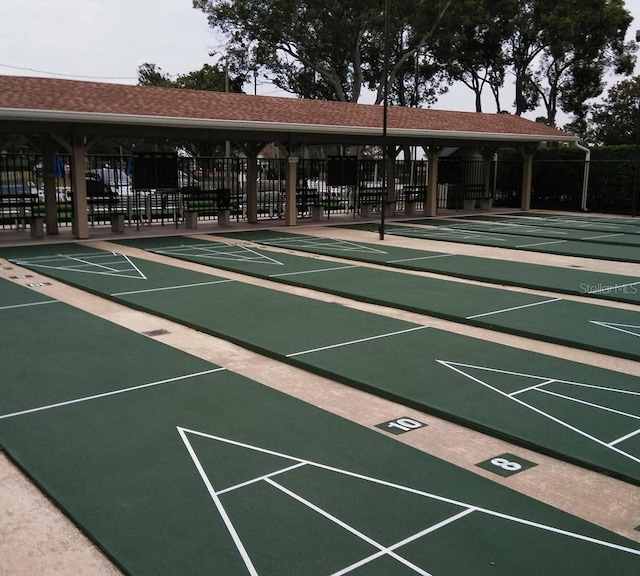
[1,0,639,125]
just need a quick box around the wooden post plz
[519,146,537,212]
[70,134,89,239]
[424,146,442,217]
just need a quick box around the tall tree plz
[193,0,455,105]
[137,63,245,92]
[506,0,635,123]
[439,0,517,112]
[533,0,636,126]
[584,76,640,145]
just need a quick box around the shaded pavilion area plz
[0,75,577,239]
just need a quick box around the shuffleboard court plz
[3,244,640,485]
[461,214,640,236]
[111,235,640,363]
[340,222,640,263]
[403,218,640,248]
[211,229,640,305]
[500,213,640,228]
[1,278,640,575]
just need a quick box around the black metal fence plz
[1,151,636,232]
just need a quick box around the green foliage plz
[193,0,457,104]
[585,76,640,146]
[496,144,638,213]
[138,62,244,93]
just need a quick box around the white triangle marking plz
[12,252,147,280]
[591,321,640,338]
[438,360,640,464]
[177,426,640,575]
[153,242,285,266]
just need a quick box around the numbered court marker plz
[10,274,32,279]
[27,282,51,287]
[477,453,537,477]
[376,416,426,435]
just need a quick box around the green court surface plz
[1,277,640,575]
[214,229,640,305]
[462,213,640,236]
[341,222,640,263]
[111,235,640,362]
[404,218,640,247]
[497,213,640,228]
[3,245,640,486]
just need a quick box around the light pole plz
[379,0,390,240]
[632,30,640,217]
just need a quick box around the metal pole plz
[634,31,640,217]
[379,0,390,240]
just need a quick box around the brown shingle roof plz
[0,75,574,142]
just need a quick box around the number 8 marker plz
[490,457,522,472]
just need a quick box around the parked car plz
[85,168,132,198]
[0,182,43,204]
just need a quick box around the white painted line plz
[216,462,307,495]
[515,239,566,248]
[178,427,259,576]
[537,388,640,420]
[0,368,226,421]
[466,298,561,319]
[121,254,148,280]
[591,321,640,338]
[609,427,640,447]
[269,264,359,278]
[387,253,455,264]
[180,428,640,559]
[509,379,556,396]
[112,279,234,296]
[267,478,434,576]
[0,300,59,311]
[331,509,474,576]
[286,325,429,357]
[582,233,624,240]
[155,243,286,266]
[438,360,640,466]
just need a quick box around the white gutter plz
[0,107,578,144]
[574,142,591,211]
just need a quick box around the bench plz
[358,188,384,218]
[182,188,232,228]
[402,186,426,216]
[296,188,323,219]
[463,184,492,210]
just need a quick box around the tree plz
[439,0,517,112]
[583,76,640,145]
[506,0,636,124]
[193,0,455,106]
[137,63,245,92]
[533,0,636,126]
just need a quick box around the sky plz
[1,0,640,126]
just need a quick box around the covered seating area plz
[0,75,577,239]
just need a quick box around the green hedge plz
[496,146,639,214]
